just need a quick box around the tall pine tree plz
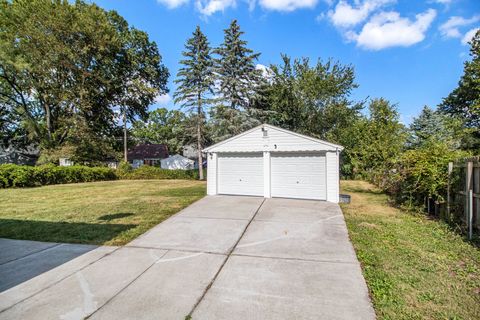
[174,26,214,180]
[212,20,263,141]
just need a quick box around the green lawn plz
[0,180,206,246]
[341,180,480,320]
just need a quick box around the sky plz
[92,0,480,124]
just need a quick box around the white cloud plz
[256,63,274,80]
[195,0,236,15]
[327,0,394,28]
[155,93,172,105]
[434,0,452,4]
[259,0,318,12]
[462,28,479,45]
[157,0,189,9]
[349,9,436,50]
[439,15,480,38]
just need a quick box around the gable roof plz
[127,144,169,160]
[203,124,344,153]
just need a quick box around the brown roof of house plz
[127,144,169,161]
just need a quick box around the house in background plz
[161,154,194,170]
[59,157,74,167]
[127,143,169,168]
[0,146,38,165]
[182,144,206,169]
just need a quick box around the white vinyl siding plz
[207,153,217,196]
[326,151,340,203]
[271,152,326,200]
[217,153,263,196]
[204,124,342,203]
[205,126,339,153]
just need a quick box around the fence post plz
[465,161,473,225]
[447,162,453,221]
[468,189,473,240]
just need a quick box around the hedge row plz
[0,164,117,188]
[0,163,200,188]
[118,165,199,180]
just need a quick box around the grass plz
[0,180,206,246]
[341,180,480,320]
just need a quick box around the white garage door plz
[217,153,263,196]
[271,152,326,200]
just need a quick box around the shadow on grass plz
[155,185,206,197]
[341,185,384,195]
[0,219,136,245]
[98,213,134,221]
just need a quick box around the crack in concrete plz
[230,253,358,265]
[186,198,267,318]
[0,243,62,266]
[236,214,344,249]
[0,246,121,315]
[84,249,169,319]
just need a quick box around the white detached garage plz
[203,124,343,203]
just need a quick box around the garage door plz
[271,152,326,200]
[217,153,263,196]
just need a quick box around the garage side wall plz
[326,151,340,203]
[207,153,217,195]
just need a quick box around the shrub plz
[117,161,133,176]
[382,141,470,207]
[0,164,117,188]
[119,165,199,180]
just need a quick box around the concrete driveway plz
[0,196,375,320]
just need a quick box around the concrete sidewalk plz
[0,196,375,320]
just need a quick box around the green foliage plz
[214,20,262,111]
[119,165,199,180]
[347,98,406,182]
[408,106,467,150]
[174,26,215,180]
[383,141,470,206]
[0,164,117,188]
[131,108,187,154]
[210,20,264,140]
[0,0,168,155]
[265,55,361,137]
[257,54,363,175]
[116,161,133,176]
[439,29,480,151]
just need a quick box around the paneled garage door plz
[217,153,263,196]
[271,152,326,200]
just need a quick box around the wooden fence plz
[446,156,480,239]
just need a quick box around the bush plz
[116,161,133,176]
[382,141,470,207]
[0,164,117,188]
[118,165,199,180]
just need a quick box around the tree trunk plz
[123,108,128,163]
[45,104,52,141]
[197,94,204,180]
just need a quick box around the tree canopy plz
[439,29,480,150]
[0,0,168,157]
[174,26,214,179]
[131,108,186,155]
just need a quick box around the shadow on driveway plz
[0,238,99,292]
[0,217,135,292]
